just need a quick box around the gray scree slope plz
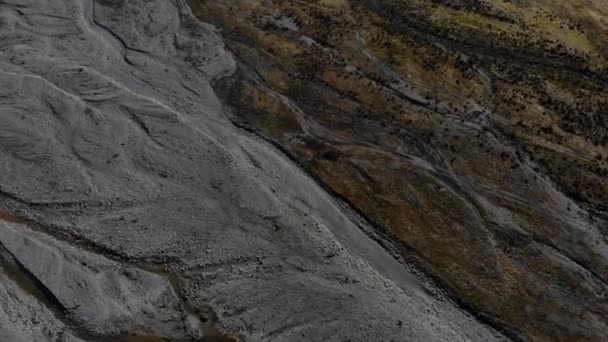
[0,0,507,341]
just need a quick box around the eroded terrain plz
[189,0,608,340]
[0,0,517,341]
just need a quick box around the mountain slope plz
[0,0,511,341]
[189,0,608,340]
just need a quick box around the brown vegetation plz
[189,0,608,340]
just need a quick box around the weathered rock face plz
[0,0,510,341]
[188,0,608,340]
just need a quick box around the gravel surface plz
[0,1,508,341]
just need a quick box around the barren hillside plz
[0,0,606,341]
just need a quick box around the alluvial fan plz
[0,0,606,341]
[188,0,608,341]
